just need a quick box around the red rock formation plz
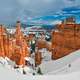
[52,17,80,60]
[11,21,30,66]
[35,50,42,67]
[0,21,30,66]
[0,25,6,57]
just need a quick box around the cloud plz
[16,0,80,20]
[0,0,21,24]
[0,0,80,24]
[50,20,62,25]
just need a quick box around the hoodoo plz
[0,21,30,67]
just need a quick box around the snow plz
[5,57,15,67]
[24,57,35,65]
[0,63,80,80]
[25,26,46,33]
[47,58,80,75]
[39,48,52,61]
[23,66,34,75]
[68,58,80,73]
[39,50,80,74]
[0,49,80,80]
[34,72,80,80]
[15,67,23,74]
[7,28,15,34]
[0,57,8,65]
[0,64,33,80]
[0,53,80,80]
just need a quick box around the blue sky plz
[0,0,80,24]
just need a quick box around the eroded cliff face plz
[0,21,30,66]
[52,17,80,60]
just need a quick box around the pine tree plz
[37,67,42,75]
[23,69,26,74]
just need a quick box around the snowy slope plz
[34,72,80,80]
[39,50,80,74]
[0,63,34,80]
[0,62,80,80]
[0,54,80,80]
[47,58,80,75]
[0,57,35,80]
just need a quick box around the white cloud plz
[50,20,62,25]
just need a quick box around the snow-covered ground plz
[0,64,34,80]
[0,49,80,76]
[34,72,80,80]
[0,63,80,80]
[39,48,52,62]
[0,56,36,75]
[39,50,80,75]
[0,50,80,80]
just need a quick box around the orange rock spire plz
[0,25,6,57]
[12,21,30,66]
[0,21,30,66]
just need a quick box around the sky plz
[0,0,80,24]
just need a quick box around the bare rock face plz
[52,17,80,60]
[0,21,30,66]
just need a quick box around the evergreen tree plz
[37,67,42,75]
[23,69,26,75]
